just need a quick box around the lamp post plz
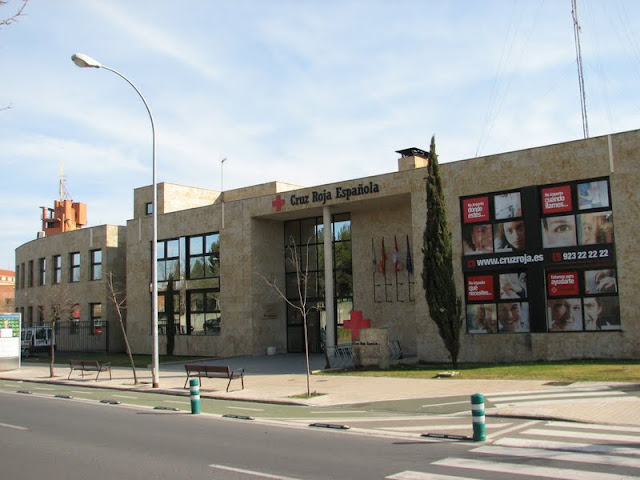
[71,53,160,388]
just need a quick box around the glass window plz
[69,252,80,283]
[91,250,102,281]
[157,239,180,283]
[53,255,62,284]
[187,289,220,335]
[187,233,220,280]
[145,202,153,215]
[38,257,46,286]
[27,260,33,288]
[90,303,103,334]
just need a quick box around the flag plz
[379,238,387,275]
[406,235,414,275]
[393,236,401,274]
[371,238,377,273]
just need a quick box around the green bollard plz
[190,378,201,414]
[471,393,486,442]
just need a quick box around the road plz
[3,387,640,479]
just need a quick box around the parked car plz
[21,326,55,357]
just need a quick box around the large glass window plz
[69,252,80,283]
[53,255,62,284]
[284,214,352,353]
[90,250,102,281]
[157,239,180,283]
[187,233,220,280]
[187,289,220,336]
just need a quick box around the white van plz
[21,326,55,357]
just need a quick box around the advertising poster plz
[462,196,490,223]
[0,313,21,371]
[461,177,619,335]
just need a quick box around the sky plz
[2,0,639,270]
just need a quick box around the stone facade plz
[14,225,127,352]
[15,129,640,363]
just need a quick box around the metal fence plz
[51,321,110,353]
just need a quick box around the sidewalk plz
[2,354,639,427]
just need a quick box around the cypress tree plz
[165,276,176,356]
[422,135,463,368]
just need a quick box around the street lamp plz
[71,53,160,388]
[221,157,227,230]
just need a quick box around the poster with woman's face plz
[547,298,583,331]
[577,211,614,245]
[494,221,526,251]
[542,215,577,248]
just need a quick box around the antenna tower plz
[59,161,73,202]
[571,0,589,138]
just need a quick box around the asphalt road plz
[4,388,640,479]
[0,390,476,479]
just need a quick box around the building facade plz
[15,224,127,352]
[15,129,640,362]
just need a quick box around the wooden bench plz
[184,364,244,392]
[68,360,112,381]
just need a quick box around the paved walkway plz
[2,354,639,427]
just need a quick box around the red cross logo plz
[272,194,285,212]
[343,310,371,341]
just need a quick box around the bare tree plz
[1,0,28,28]
[42,284,77,378]
[1,0,29,111]
[107,272,138,384]
[258,236,314,397]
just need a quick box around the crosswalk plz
[487,385,632,407]
[387,421,640,479]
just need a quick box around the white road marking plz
[310,410,367,414]
[381,422,511,432]
[386,471,476,479]
[0,422,28,430]
[494,437,640,456]
[433,457,640,479]
[491,390,625,402]
[485,419,538,439]
[547,421,640,433]
[525,427,640,444]
[474,445,640,468]
[209,464,302,479]
[111,394,138,399]
[421,400,470,408]
[227,406,264,411]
